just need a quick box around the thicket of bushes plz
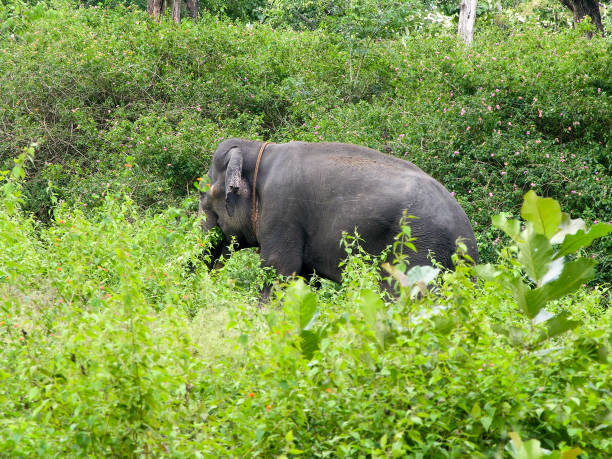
[1,2,611,456]
[1,149,611,456]
[1,1,610,281]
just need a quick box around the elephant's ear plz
[225,147,246,217]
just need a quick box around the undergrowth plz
[1,150,610,457]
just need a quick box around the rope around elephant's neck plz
[252,141,272,235]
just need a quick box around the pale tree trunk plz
[458,0,478,45]
[185,0,198,22]
[559,0,605,37]
[172,0,181,23]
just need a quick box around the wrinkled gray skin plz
[199,139,478,284]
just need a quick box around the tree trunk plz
[186,0,198,22]
[172,0,181,23]
[148,0,164,20]
[559,0,605,37]
[458,0,478,45]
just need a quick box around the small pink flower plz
[450,191,455,197]
[496,105,500,110]
[460,108,466,116]
[526,131,530,135]
[487,105,492,111]
[530,183,535,187]
[545,154,550,158]
[490,153,495,157]
[488,192,493,197]
[571,190,577,194]
[453,151,459,155]
[500,171,506,175]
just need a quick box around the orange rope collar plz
[252,142,272,235]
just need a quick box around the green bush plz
[1,152,610,456]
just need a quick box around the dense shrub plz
[1,155,610,456]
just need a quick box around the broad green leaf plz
[492,213,521,241]
[286,279,317,330]
[358,289,382,329]
[380,434,388,448]
[526,258,596,316]
[540,257,564,286]
[471,402,481,418]
[299,292,317,330]
[480,416,492,431]
[550,213,586,244]
[538,312,580,342]
[521,190,562,238]
[299,330,320,360]
[532,309,554,325]
[554,223,612,259]
[432,315,455,335]
[518,233,553,284]
[510,278,531,317]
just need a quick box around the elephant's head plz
[199,140,256,248]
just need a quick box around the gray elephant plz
[199,138,478,285]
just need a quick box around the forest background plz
[0,0,611,457]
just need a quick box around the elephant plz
[199,138,478,287]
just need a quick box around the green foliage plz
[217,214,610,456]
[1,154,611,456]
[477,191,611,348]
